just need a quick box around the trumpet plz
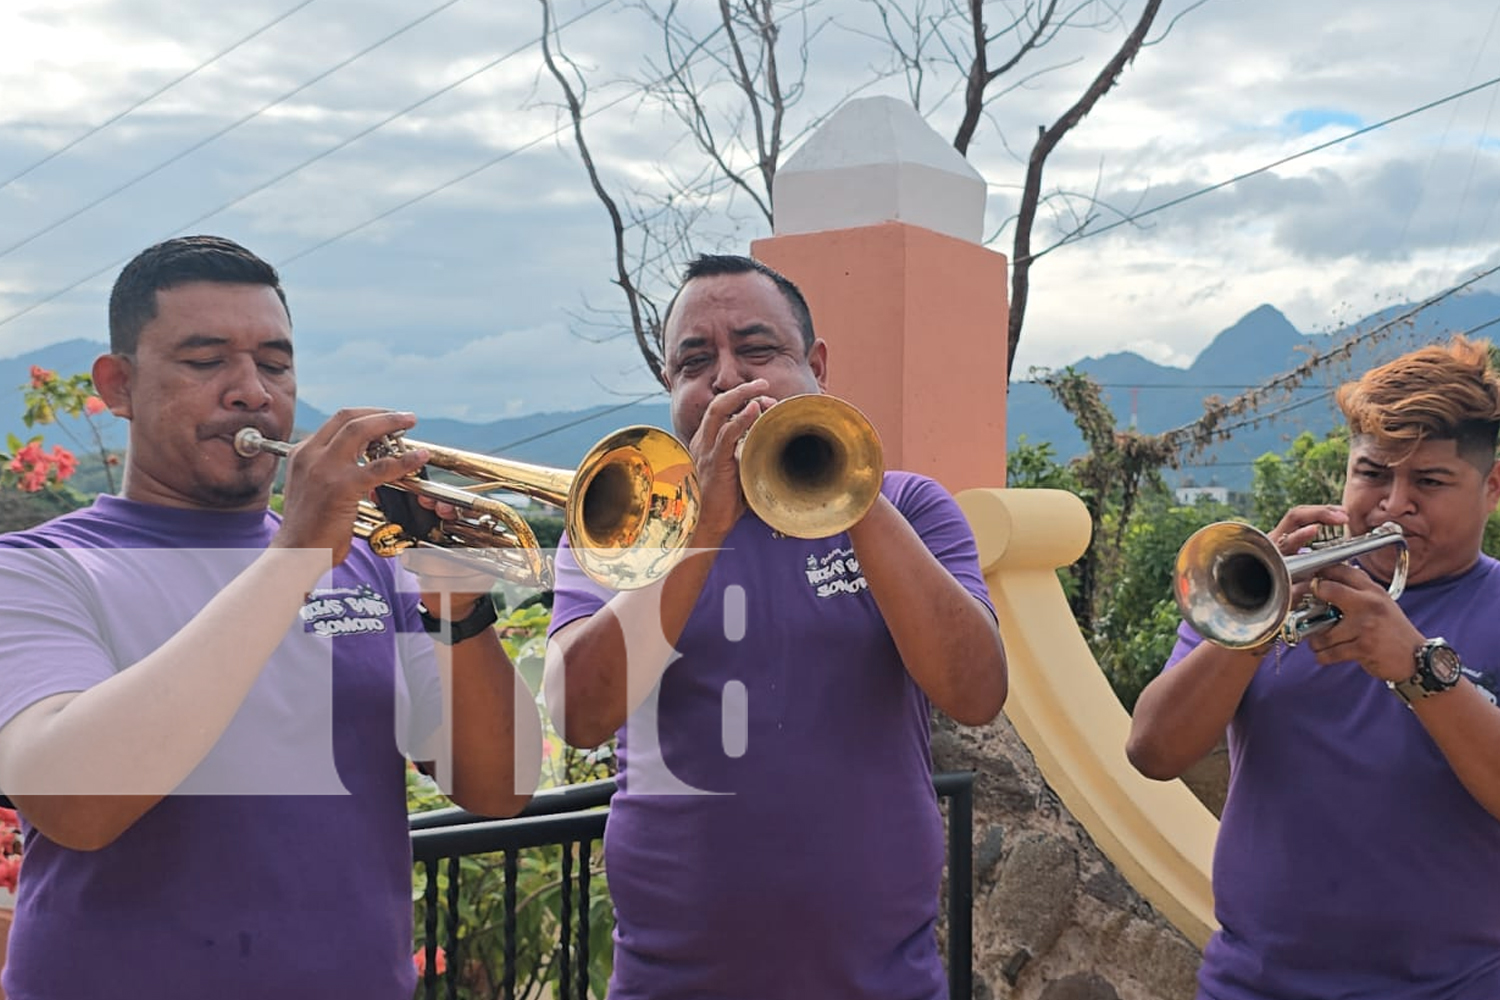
[737,393,885,539]
[234,424,700,591]
[1173,519,1408,649]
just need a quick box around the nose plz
[223,357,273,411]
[1379,477,1417,517]
[709,352,748,394]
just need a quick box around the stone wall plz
[933,713,1206,1000]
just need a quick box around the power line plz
[1023,72,1500,264]
[0,0,468,263]
[0,0,320,194]
[1172,304,1500,441]
[491,392,668,453]
[0,0,619,332]
[1015,382,1332,390]
[169,0,619,254]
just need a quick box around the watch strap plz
[418,596,499,645]
[1387,674,1432,706]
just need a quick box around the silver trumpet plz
[1173,520,1408,649]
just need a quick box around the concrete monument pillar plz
[750,95,1008,495]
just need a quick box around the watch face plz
[1429,645,1464,685]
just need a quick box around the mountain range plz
[6,287,1497,491]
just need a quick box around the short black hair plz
[108,235,288,355]
[662,254,815,352]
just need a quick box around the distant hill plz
[1007,290,1500,489]
[0,340,671,471]
[6,287,1497,491]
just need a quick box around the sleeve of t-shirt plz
[387,558,445,759]
[1162,620,1208,672]
[546,534,616,640]
[887,473,997,622]
[0,545,119,734]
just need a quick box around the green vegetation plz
[407,603,616,999]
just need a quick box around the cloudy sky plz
[1,0,1497,429]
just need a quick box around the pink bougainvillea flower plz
[412,946,447,977]
[28,365,54,389]
[50,446,77,480]
[83,395,107,415]
[0,856,19,893]
[8,441,43,474]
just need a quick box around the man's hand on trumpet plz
[402,493,499,620]
[1263,502,1349,555]
[269,407,427,565]
[686,378,777,547]
[1303,562,1425,681]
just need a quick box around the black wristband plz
[418,596,499,645]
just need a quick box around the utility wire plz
[0,0,467,263]
[189,1,616,229]
[491,392,667,453]
[1022,72,1500,265]
[1173,306,1500,441]
[0,0,320,194]
[0,0,617,332]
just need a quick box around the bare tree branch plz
[538,0,666,383]
[1007,0,1163,380]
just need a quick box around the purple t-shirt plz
[1165,555,1500,1000]
[549,471,995,1000]
[0,495,440,999]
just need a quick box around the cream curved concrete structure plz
[956,488,1218,947]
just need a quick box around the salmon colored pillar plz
[750,96,1009,495]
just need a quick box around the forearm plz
[545,547,720,748]
[1126,642,1261,780]
[848,498,1007,726]
[0,546,330,849]
[431,628,542,818]
[1411,682,1500,820]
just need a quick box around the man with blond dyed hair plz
[1129,336,1500,999]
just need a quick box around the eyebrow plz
[671,324,778,359]
[173,334,294,356]
[1353,456,1456,477]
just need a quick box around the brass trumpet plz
[234,424,700,591]
[737,394,884,539]
[1173,520,1408,649]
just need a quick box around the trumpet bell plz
[738,394,884,539]
[1174,521,1291,649]
[568,426,700,590]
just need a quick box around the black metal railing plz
[410,771,976,1000]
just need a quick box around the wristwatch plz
[418,596,499,645]
[1388,637,1464,705]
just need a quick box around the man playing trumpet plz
[1129,335,1500,999]
[0,235,541,998]
[544,254,1007,999]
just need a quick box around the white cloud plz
[0,0,1496,431]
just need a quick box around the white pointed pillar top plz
[771,95,987,245]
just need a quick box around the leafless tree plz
[538,0,1201,384]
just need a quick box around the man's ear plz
[807,339,829,391]
[91,353,133,420]
[1485,456,1500,512]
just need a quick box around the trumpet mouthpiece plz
[233,427,278,458]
